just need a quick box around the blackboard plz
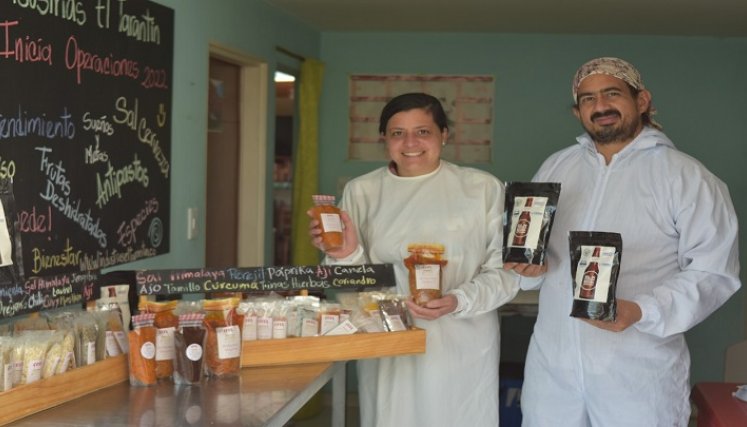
[136,264,397,295]
[1,0,173,279]
[0,269,99,319]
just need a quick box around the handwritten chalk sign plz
[0,270,99,319]
[136,264,397,296]
[1,0,173,279]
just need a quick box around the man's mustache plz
[591,110,621,121]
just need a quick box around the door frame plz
[208,43,268,267]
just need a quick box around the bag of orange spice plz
[404,244,448,306]
[203,297,242,378]
[128,313,157,386]
[141,300,178,380]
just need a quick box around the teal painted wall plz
[318,32,747,384]
[112,0,320,271]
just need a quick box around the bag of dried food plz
[404,244,447,306]
[503,182,561,265]
[174,313,206,385]
[569,231,623,321]
[202,298,241,378]
[142,300,178,380]
[128,313,157,386]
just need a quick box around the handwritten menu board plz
[136,264,397,295]
[1,0,173,280]
[0,270,99,319]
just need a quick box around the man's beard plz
[585,110,641,144]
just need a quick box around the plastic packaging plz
[310,195,343,251]
[569,231,623,321]
[503,182,561,265]
[404,244,447,306]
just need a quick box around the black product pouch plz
[568,231,622,321]
[503,182,561,265]
[0,178,24,288]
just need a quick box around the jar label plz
[414,264,440,290]
[320,213,343,232]
[140,341,156,360]
[185,343,203,362]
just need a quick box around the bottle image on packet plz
[568,231,623,322]
[503,182,561,265]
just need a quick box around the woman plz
[309,93,519,426]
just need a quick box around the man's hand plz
[583,299,642,332]
[503,262,548,277]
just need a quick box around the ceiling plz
[263,0,747,37]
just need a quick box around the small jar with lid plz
[404,244,448,306]
[310,195,343,251]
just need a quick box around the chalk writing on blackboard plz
[0,270,99,319]
[136,264,397,296]
[2,0,173,280]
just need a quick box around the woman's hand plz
[503,262,548,277]
[405,294,458,320]
[307,209,359,259]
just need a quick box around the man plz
[506,57,741,426]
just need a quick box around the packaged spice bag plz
[128,313,157,386]
[174,313,206,385]
[202,298,241,378]
[143,300,178,380]
[503,182,561,265]
[568,231,623,321]
[404,244,447,306]
[378,297,412,332]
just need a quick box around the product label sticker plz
[414,264,440,290]
[272,318,288,339]
[574,245,616,302]
[86,342,96,365]
[320,213,343,232]
[185,343,203,362]
[106,331,122,357]
[114,331,129,354]
[156,327,176,360]
[216,325,241,359]
[301,318,319,337]
[140,341,156,360]
[242,315,257,341]
[508,196,548,249]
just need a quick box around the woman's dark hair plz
[378,93,449,135]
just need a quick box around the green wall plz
[317,32,747,384]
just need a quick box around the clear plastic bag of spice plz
[379,297,412,332]
[142,300,179,380]
[174,313,206,385]
[503,182,561,265]
[569,231,623,321]
[404,244,447,306]
[0,337,12,391]
[202,298,241,378]
[128,313,157,386]
[73,312,99,367]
